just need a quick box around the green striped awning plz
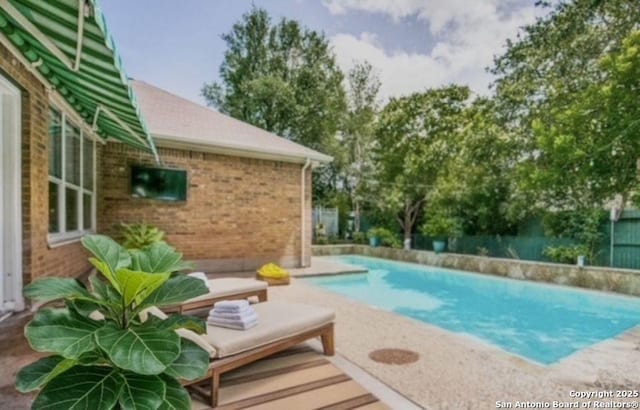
[0,0,158,160]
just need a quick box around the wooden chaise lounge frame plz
[166,287,268,314]
[184,322,335,407]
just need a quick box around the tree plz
[523,29,640,209]
[427,99,519,235]
[334,61,381,233]
[492,0,640,214]
[374,85,470,248]
[202,7,346,152]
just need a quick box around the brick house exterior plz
[0,37,328,311]
[99,142,313,272]
[98,80,328,273]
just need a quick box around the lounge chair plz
[145,301,335,407]
[164,277,268,314]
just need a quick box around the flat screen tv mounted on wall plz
[131,166,187,201]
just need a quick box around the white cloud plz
[325,0,548,100]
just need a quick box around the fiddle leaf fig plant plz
[16,234,209,410]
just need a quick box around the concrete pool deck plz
[288,257,368,277]
[269,277,640,410]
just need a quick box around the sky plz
[100,0,552,105]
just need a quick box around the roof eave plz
[152,134,333,165]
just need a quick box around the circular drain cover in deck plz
[369,348,419,365]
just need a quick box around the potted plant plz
[120,222,166,250]
[367,227,402,248]
[366,227,384,247]
[16,235,210,409]
[421,213,462,254]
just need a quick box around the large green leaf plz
[95,322,181,375]
[89,274,119,302]
[32,365,121,410]
[83,235,131,291]
[140,275,209,309]
[15,356,76,393]
[129,243,193,274]
[158,374,191,410]
[89,274,123,320]
[163,339,209,381]
[67,298,105,318]
[150,314,206,334]
[89,257,122,294]
[25,308,102,359]
[114,268,170,307]
[23,278,91,304]
[119,372,165,410]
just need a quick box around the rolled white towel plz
[213,300,249,312]
[187,272,212,291]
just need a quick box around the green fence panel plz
[412,234,577,262]
[363,210,640,270]
[611,210,640,269]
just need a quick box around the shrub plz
[314,236,329,245]
[543,245,589,264]
[367,227,401,248]
[16,235,207,409]
[421,213,463,239]
[352,231,367,244]
[542,209,606,263]
[120,222,165,250]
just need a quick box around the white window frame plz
[47,106,97,246]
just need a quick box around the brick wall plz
[99,142,312,272]
[0,42,92,284]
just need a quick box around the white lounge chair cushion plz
[184,278,268,303]
[206,301,335,358]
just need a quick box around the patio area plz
[3,253,640,409]
[268,276,640,409]
[0,281,417,410]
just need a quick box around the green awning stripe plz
[18,0,106,42]
[31,49,132,102]
[62,87,141,126]
[0,0,158,161]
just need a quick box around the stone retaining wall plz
[312,245,640,297]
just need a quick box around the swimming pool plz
[304,255,640,365]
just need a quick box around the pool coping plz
[288,258,368,278]
[313,244,640,297]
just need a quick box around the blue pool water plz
[304,255,640,364]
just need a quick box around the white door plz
[0,73,23,313]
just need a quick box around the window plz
[48,107,96,242]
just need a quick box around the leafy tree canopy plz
[428,99,519,235]
[493,0,640,214]
[374,85,470,243]
[332,61,381,232]
[202,6,346,151]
